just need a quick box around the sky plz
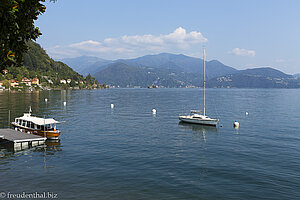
[36,0,300,74]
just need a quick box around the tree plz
[2,79,10,89]
[69,80,76,87]
[0,0,55,72]
[86,73,96,84]
[16,74,23,82]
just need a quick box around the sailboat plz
[179,48,219,126]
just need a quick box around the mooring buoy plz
[234,120,239,128]
[152,108,156,114]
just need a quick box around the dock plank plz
[0,129,46,142]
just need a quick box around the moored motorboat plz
[11,112,61,139]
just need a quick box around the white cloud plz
[229,48,255,57]
[46,27,208,59]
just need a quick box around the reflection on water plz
[0,139,62,173]
[44,140,62,154]
[234,126,239,134]
[46,139,61,147]
[178,121,218,133]
[178,122,218,143]
[0,91,42,128]
[0,139,61,157]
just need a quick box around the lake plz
[0,88,299,199]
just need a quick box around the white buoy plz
[152,108,156,114]
[45,98,48,102]
[63,101,67,106]
[245,112,249,115]
[111,104,114,109]
[234,120,239,128]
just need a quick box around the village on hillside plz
[0,69,107,91]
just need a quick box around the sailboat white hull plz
[178,48,219,126]
[179,116,219,126]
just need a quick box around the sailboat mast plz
[203,48,206,116]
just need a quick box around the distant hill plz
[64,53,237,87]
[239,67,292,78]
[208,67,300,88]
[94,62,202,88]
[62,56,111,76]
[94,62,156,88]
[293,73,300,78]
[92,53,238,87]
[22,41,86,82]
[1,41,103,89]
[64,53,237,78]
[63,53,300,88]
[118,53,237,76]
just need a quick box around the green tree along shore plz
[0,41,107,90]
[0,0,57,71]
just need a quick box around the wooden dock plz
[0,129,46,151]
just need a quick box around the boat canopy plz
[16,114,60,125]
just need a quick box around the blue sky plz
[36,0,300,74]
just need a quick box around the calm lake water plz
[0,88,299,200]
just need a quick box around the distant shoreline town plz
[0,69,107,91]
[0,41,107,91]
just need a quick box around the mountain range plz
[62,53,300,88]
[62,56,112,76]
